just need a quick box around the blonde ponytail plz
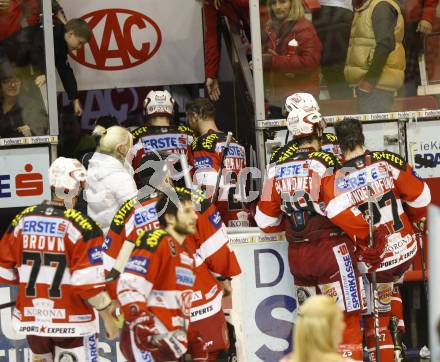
[92,125,107,138]
[96,126,133,160]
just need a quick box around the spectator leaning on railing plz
[261,0,322,109]
[344,0,405,113]
[1,18,90,117]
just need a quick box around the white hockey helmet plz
[287,108,326,140]
[143,90,175,118]
[49,157,86,194]
[283,92,320,115]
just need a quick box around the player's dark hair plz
[296,134,321,147]
[334,118,365,153]
[156,188,193,227]
[185,98,216,120]
[65,18,91,41]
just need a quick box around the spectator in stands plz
[312,0,353,99]
[262,0,322,112]
[281,295,360,362]
[0,64,31,138]
[401,0,438,96]
[2,18,90,117]
[344,0,405,113]
[0,0,66,43]
[85,125,137,234]
[200,0,250,101]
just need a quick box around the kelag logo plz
[72,9,162,70]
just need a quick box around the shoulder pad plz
[269,146,282,164]
[174,187,210,212]
[322,133,338,144]
[131,126,149,141]
[135,228,168,252]
[110,198,138,233]
[371,150,406,170]
[194,133,219,152]
[63,209,102,241]
[177,124,194,136]
[11,205,37,228]
[275,142,299,164]
[308,151,341,168]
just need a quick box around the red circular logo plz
[71,8,162,70]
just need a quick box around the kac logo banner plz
[58,0,204,90]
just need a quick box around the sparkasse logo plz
[71,8,162,70]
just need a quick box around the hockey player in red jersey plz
[105,157,241,360]
[0,157,118,361]
[255,109,364,360]
[117,188,198,361]
[322,118,431,362]
[270,93,342,165]
[130,90,194,187]
[175,187,241,361]
[103,155,166,299]
[186,97,250,227]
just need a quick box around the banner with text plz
[231,240,296,362]
[58,0,204,90]
[407,119,440,179]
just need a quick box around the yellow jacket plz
[344,0,405,91]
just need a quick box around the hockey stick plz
[367,183,381,362]
[212,132,233,205]
[0,301,15,310]
[105,240,136,282]
[179,153,193,189]
[417,232,429,302]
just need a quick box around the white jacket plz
[85,152,137,235]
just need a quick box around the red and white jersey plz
[130,124,194,185]
[117,229,195,352]
[256,147,341,242]
[104,194,160,298]
[192,130,250,227]
[184,195,241,322]
[323,151,431,271]
[321,133,343,161]
[0,203,106,337]
[104,195,160,268]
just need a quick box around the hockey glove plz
[357,226,388,270]
[131,312,158,350]
[413,217,427,233]
[132,312,184,360]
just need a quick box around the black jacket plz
[3,23,78,100]
[0,102,24,138]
